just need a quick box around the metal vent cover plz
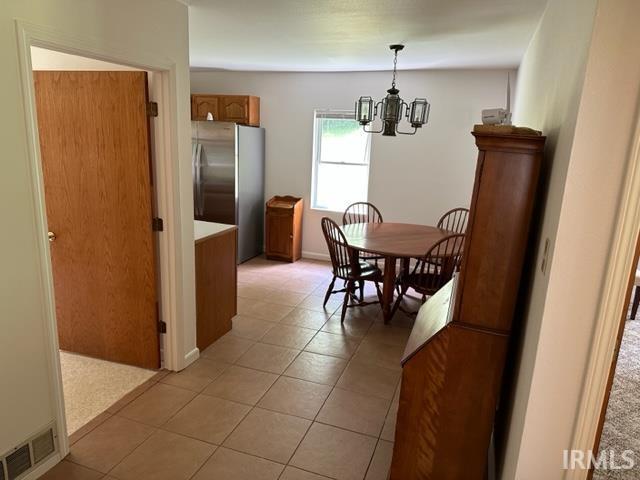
[32,429,54,464]
[6,445,30,480]
[0,458,6,480]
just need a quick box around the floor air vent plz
[31,429,54,464]
[0,458,6,480]
[6,445,30,480]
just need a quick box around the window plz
[311,110,372,211]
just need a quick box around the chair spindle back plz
[342,202,383,225]
[321,217,358,278]
[413,234,465,294]
[437,207,470,234]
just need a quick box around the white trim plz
[184,347,200,367]
[19,452,63,480]
[565,99,640,479]
[14,19,187,460]
[302,251,331,262]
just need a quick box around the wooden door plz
[34,71,160,369]
[266,212,293,259]
[191,94,219,121]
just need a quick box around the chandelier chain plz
[391,49,398,89]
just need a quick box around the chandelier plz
[355,44,430,136]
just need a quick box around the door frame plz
[566,99,640,479]
[15,20,187,458]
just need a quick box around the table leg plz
[382,256,397,324]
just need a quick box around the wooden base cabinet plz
[195,226,237,351]
[265,196,303,262]
[390,127,545,479]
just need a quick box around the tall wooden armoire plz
[390,126,545,479]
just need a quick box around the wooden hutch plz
[390,126,545,479]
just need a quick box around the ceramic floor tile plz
[258,376,332,419]
[296,294,343,313]
[365,440,394,480]
[38,461,103,480]
[316,387,390,437]
[68,415,155,473]
[223,407,311,463]
[110,430,214,480]
[280,466,332,479]
[265,289,308,307]
[304,331,361,359]
[230,315,277,341]
[118,383,196,427]
[191,447,284,480]
[365,323,412,347]
[280,308,332,329]
[202,365,278,405]
[336,361,401,401]
[160,358,229,392]
[237,299,295,322]
[235,342,300,374]
[351,339,405,371]
[259,323,317,349]
[380,401,398,442]
[163,394,251,444]
[200,334,255,363]
[283,351,348,385]
[290,423,377,480]
[321,315,375,338]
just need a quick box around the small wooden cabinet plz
[265,196,303,262]
[191,94,260,126]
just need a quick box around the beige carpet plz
[60,351,156,434]
[594,320,640,479]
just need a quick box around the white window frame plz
[310,109,372,212]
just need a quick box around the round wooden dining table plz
[340,222,453,323]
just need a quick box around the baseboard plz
[183,347,200,369]
[302,251,330,262]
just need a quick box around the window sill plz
[309,206,346,214]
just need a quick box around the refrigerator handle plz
[197,143,204,217]
[192,143,203,218]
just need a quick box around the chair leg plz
[358,280,364,302]
[323,275,336,307]
[341,281,353,323]
[374,281,383,304]
[390,287,404,319]
[631,285,640,320]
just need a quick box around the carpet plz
[60,351,156,434]
[594,320,640,479]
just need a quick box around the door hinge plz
[152,217,164,232]
[158,320,167,334]
[146,101,158,117]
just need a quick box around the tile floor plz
[41,256,415,480]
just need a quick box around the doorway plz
[30,47,161,436]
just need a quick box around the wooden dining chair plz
[321,217,383,322]
[343,202,385,276]
[392,233,466,316]
[437,207,470,234]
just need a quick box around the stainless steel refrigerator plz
[192,121,265,263]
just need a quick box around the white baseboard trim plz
[302,251,330,262]
[183,347,200,370]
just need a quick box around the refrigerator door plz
[237,125,265,263]
[192,121,236,225]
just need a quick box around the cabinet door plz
[267,212,293,259]
[219,95,249,123]
[192,95,219,121]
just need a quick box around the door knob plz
[48,231,56,243]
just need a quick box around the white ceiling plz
[188,0,547,72]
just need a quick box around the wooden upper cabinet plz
[191,94,260,126]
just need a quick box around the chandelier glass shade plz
[355,45,430,136]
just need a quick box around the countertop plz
[194,220,237,243]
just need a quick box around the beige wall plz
[191,69,515,257]
[0,0,193,467]
[502,0,640,478]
